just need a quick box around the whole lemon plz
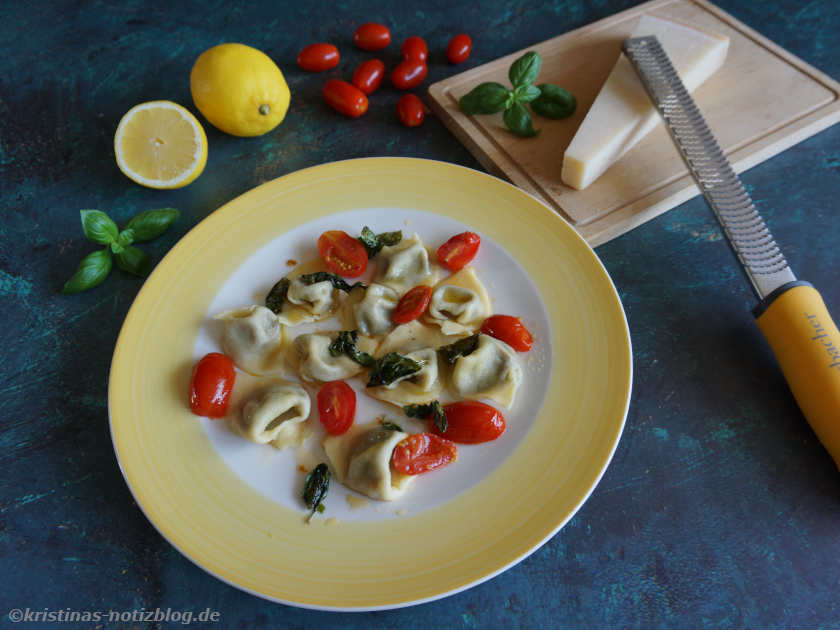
[190,43,290,137]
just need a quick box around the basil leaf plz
[514,84,542,104]
[109,240,125,254]
[404,401,448,433]
[123,208,179,242]
[117,229,135,246]
[509,51,541,88]
[531,84,577,119]
[459,82,511,115]
[114,245,151,277]
[357,227,401,258]
[380,420,404,432]
[438,333,480,365]
[265,277,290,314]
[367,352,423,388]
[503,103,539,137]
[329,330,375,367]
[61,249,112,294]
[80,210,118,245]
[302,463,330,523]
[299,271,365,293]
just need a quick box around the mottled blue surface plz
[1,0,839,628]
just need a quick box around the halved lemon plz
[114,100,208,189]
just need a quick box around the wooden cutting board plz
[427,0,840,246]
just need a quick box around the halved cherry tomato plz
[434,401,506,443]
[317,230,368,277]
[317,381,356,435]
[480,314,534,351]
[397,93,425,128]
[436,231,481,271]
[322,80,369,118]
[390,59,428,90]
[393,285,432,323]
[446,34,472,64]
[189,353,236,418]
[391,433,457,475]
[400,36,428,62]
[297,43,340,72]
[353,23,391,51]
[352,59,386,95]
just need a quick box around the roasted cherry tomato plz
[391,433,457,475]
[189,353,236,418]
[297,43,340,72]
[393,284,432,323]
[446,33,472,64]
[436,231,481,272]
[480,314,534,351]
[400,36,428,62]
[434,401,506,443]
[352,59,386,95]
[390,59,428,90]
[397,93,425,127]
[322,80,369,118]
[317,229,368,277]
[317,381,356,435]
[353,23,391,50]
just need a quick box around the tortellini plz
[293,333,364,382]
[323,424,414,501]
[276,276,339,326]
[215,305,287,375]
[425,267,491,335]
[352,283,399,336]
[375,234,439,293]
[451,334,522,408]
[367,347,443,406]
[231,381,311,448]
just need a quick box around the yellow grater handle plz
[755,283,840,469]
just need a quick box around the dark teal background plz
[2,0,839,628]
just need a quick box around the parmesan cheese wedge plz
[561,15,729,190]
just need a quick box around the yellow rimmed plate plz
[109,157,631,610]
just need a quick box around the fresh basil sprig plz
[358,226,402,258]
[302,463,330,523]
[404,400,448,433]
[62,208,178,294]
[458,51,576,137]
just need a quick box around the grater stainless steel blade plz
[622,35,795,300]
[622,35,840,470]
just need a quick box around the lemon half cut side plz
[114,100,208,189]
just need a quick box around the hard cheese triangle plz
[561,15,729,190]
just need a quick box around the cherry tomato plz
[397,93,425,128]
[353,23,391,51]
[436,231,481,272]
[189,353,236,418]
[317,381,356,435]
[400,36,428,62]
[393,285,432,323]
[317,230,368,277]
[322,80,369,118]
[391,433,457,475]
[352,59,386,95]
[480,314,534,351]
[446,34,472,64]
[390,59,428,90]
[434,401,506,443]
[297,43,340,72]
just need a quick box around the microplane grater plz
[622,35,795,299]
[622,35,840,470]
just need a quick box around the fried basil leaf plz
[357,226,402,258]
[367,352,424,388]
[404,400,448,433]
[299,271,365,293]
[265,277,290,314]
[302,463,330,523]
[329,330,375,367]
[438,333,481,365]
[380,420,404,432]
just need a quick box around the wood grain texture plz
[427,0,840,245]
